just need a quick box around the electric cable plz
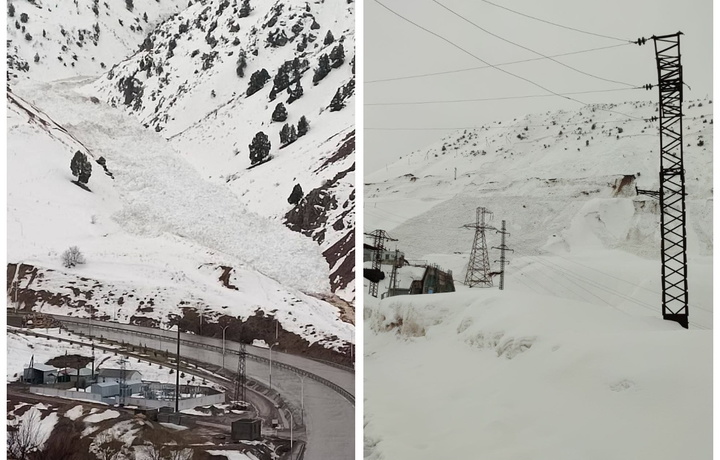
[365,43,631,84]
[431,0,637,88]
[373,0,645,121]
[479,0,634,43]
[366,87,642,106]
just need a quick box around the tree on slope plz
[62,246,86,268]
[297,115,309,137]
[239,0,251,18]
[271,103,288,122]
[249,131,271,165]
[70,150,92,184]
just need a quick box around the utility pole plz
[175,325,180,412]
[364,229,398,297]
[492,220,514,291]
[119,356,128,406]
[463,207,495,287]
[233,343,247,405]
[652,32,689,329]
[386,249,400,298]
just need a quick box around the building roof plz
[98,368,141,379]
[60,367,93,376]
[30,363,57,372]
[92,382,119,388]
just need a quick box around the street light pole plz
[300,374,305,425]
[221,324,231,370]
[289,410,293,458]
[269,342,279,392]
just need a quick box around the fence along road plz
[51,315,355,460]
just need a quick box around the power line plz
[366,87,642,106]
[431,0,637,88]
[373,0,578,104]
[479,0,634,43]
[366,118,639,131]
[365,43,631,84]
[372,0,645,121]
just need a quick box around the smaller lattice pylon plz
[233,343,247,406]
[364,229,398,297]
[462,207,496,288]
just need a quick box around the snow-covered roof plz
[92,382,119,388]
[98,368,142,379]
[30,363,57,372]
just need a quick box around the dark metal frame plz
[365,229,397,297]
[463,207,495,288]
[234,344,247,403]
[492,220,513,291]
[653,32,689,329]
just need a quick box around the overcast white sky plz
[364,0,713,173]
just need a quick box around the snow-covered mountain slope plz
[7,0,186,81]
[8,79,352,357]
[364,100,712,459]
[88,0,356,300]
[366,99,712,260]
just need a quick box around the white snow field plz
[8,0,356,355]
[364,100,712,459]
[8,81,352,349]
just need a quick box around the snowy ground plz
[7,80,353,349]
[363,100,712,459]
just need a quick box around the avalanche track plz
[12,77,330,295]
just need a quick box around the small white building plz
[23,363,58,385]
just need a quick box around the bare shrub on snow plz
[61,246,86,268]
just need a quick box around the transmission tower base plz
[663,313,688,329]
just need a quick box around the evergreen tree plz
[329,88,345,112]
[288,125,297,144]
[329,43,344,68]
[8,3,15,17]
[70,151,92,184]
[287,183,303,205]
[269,65,290,100]
[312,54,330,85]
[246,68,270,96]
[239,0,251,18]
[236,50,247,77]
[272,103,288,122]
[248,132,271,165]
[297,116,309,137]
[279,123,290,145]
[286,81,303,104]
[324,30,334,45]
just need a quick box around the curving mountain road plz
[52,315,354,460]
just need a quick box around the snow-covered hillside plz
[7,0,355,362]
[7,0,186,81]
[364,100,712,459]
[90,0,356,299]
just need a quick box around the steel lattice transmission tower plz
[652,32,689,329]
[492,220,513,291]
[463,207,495,287]
[364,229,397,297]
[233,344,247,404]
[386,249,401,298]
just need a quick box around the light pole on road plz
[269,342,279,392]
[289,410,294,458]
[221,324,231,370]
[299,374,305,424]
